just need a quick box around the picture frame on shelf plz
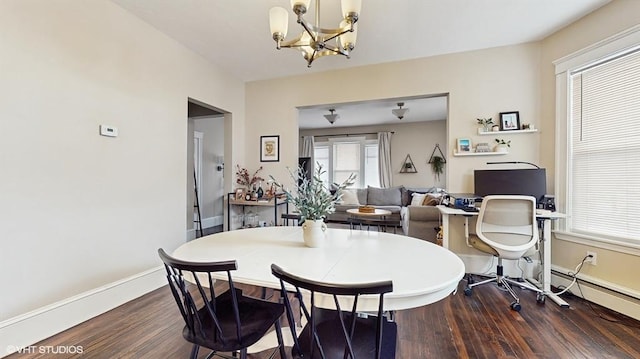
[260,135,280,162]
[235,188,245,201]
[457,138,472,153]
[499,111,520,131]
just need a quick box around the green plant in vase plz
[477,118,494,132]
[271,164,355,247]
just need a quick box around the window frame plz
[553,25,640,253]
[314,136,379,188]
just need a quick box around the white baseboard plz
[551,265,640,321]
[202,215,223,229]
[187,215,223,241]
[0,266,166,358]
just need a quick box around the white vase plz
[301,219,327,248]
[494,144,509,153]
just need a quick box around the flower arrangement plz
[271,164,355,221]
[235,165,264,189]
[495,138,511,147]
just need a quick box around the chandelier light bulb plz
[269,7,289,41]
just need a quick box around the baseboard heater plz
[551,269,640,301]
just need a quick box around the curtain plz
[377,132,392,188]
[301,135,315,173]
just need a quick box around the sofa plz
[326,186,443,243]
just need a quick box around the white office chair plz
[463,195,545,311]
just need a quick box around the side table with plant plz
[271,164,355,247]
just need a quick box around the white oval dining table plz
[172,226,465,312]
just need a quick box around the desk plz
[436,205,568,307]
[172,227,465,312]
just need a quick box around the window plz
[556,27,640,246]
[314,137,379,188]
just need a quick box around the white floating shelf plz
[478,129,538,135]
[453,151,508,157]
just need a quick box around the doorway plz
[188,99,226,240]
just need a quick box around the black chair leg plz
[275,320,287,359]
[190,344,199,359]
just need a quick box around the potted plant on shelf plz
[477,118,494,132]
[271,164,355,247]
[494,139,511,152]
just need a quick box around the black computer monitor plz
[474,168,547,204]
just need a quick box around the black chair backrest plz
[271,263,394,359]
[158,248,243,347]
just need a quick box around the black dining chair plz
[271,263,397,359]
[158,249,286,359]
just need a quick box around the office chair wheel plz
[466,275,475,285]
[464,287,473,296]
[536,293,546,304]
[510,301,521,312]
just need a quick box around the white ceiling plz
[297,95,448,129]
[110,0,610,128]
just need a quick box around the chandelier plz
[324,108,339,124]
[392,102,409,120]
[269,0,361,67]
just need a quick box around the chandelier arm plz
[278,33,305,48]
[299,23,354,37]
[317,47,348,58]
[297,16,319,42]
[306,50,319,67]
[320,28,352,44]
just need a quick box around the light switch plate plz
[100,125,118,137]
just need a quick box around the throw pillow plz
[422,193,443,206]
[400,186,410,206]
[339,189,360,205]
[368,186,403,206]
[411,193,427,206]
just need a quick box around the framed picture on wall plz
[456,138,472,153]
[499,111,520,131]
[260,135,280,162]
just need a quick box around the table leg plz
[441,213,450,249]
[540,218,569,307]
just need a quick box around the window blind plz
[569,48,640,242]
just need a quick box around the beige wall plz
[246,43,543,193]
[539,0,640,294]
[0,0,245,320]
[300,120,447,188]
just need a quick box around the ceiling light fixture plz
[269,0,361,67]
[392,102,409,120]
[324,108,339,124]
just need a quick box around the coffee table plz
[346,208,397,232]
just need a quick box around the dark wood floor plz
[8,278,640,359]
